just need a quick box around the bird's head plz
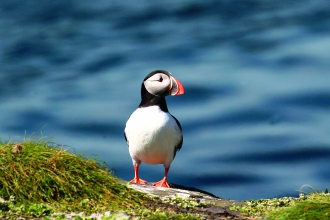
[143,70,185,97]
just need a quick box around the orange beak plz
[168,76,185,96]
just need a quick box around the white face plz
[144,73,171,96]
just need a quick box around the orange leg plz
[153,167,170,188]
[130,165,147,185]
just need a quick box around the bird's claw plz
[152,178,170,188]
[130,177,147,185]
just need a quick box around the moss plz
[230,192,330,220]
[266,193,330,220]
[162,195,207,209]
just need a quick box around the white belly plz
[125,106,182,166]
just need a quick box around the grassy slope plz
[1,139,329,219]
[0,139,198,219]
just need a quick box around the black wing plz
[124,113,133,147]
[171,114,183,159]
[124,130,128,145]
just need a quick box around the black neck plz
[138,83,169,112]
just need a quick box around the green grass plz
[0,138,200,219]
[0,139,142,208]
[230,191,330,220]
[266,193,330,220]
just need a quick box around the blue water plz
[1,0,330,201]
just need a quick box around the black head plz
[139,70,185,111]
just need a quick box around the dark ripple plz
[277,55,314,67]
[47,93,86,102]
[158,47,196,61]
[114,6,169,29]
[220,110,273,125]
[245,134,294,147]
[29,2,75,24]
[169,86,220,105]
[81,54,126,73]
[295,6,330,33]
[173,1,257,20]
[114,1,279,29]
[1,65,44,85]
[218,146,330,164]
[236,38,279,53]
[276,91,330,109]
[185,86,218,101]
[4,36,74,65]
[5,39,54,61]
[0,1,74,24]
[169,85,236,110]
[184,109,276,133]
[63,122,123,136]
[175,3,208,19]
[175,172,267,187]
[0,66,45,98]
[316,169,330,181]
[5,111,55,133]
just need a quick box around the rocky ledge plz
[119,179,245,220]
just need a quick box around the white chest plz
[125,106,182,164]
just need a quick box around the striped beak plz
[168,76,185,96]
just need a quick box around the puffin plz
[124,70,185,188]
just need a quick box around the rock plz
[12,144,23,154]
[118,179,245,220]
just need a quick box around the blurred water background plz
[1,0,330,201]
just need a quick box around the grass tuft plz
[0,139,151,217]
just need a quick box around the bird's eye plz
[159,77,163,82]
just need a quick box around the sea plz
[1,0,330,201]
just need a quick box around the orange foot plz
[130,177,147,185]
[152,178,170,188]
